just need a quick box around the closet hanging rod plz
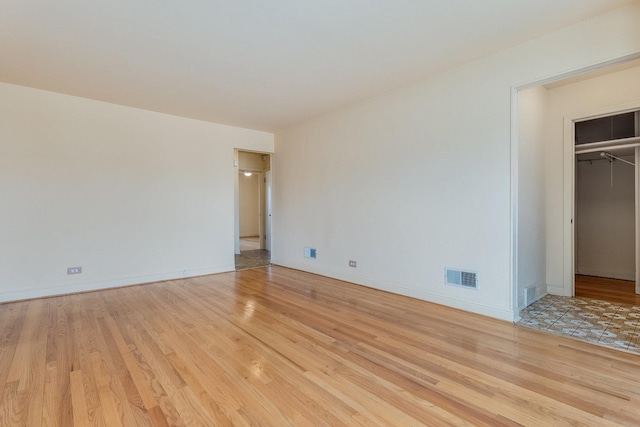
[577,158,609,163]
[575,142,640,155]
[600,152,635,166]
[575,136,640,151]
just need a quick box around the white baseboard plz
[0,265,235,303]
[271,259,515,322]
[546,269,636,299]
[576,268,635,282]
[517,284,547,311]
[547,284,570,296]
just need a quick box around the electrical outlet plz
[349,260,357,268]
[67,266,82,275]
[304,247,317,259]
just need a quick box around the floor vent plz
[524,286,536,307]
[445,268,478,290]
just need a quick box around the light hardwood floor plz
[575,274,640,306]
[239,236,260,251]
[1,266,640,426]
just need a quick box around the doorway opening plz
[234,150,272,270]
[573,109,640,303]
[513,54,640,321]
[573,110,640,304]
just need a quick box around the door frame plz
[636,146,640,294]
[234,149,272,255]
[510,53,640,320]
[562,103,640,297]
[238,169,262,239]
[265,170,272,252]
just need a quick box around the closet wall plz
[517,86,549,308]
[576,155,636,280]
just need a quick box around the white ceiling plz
[0,0,634,131]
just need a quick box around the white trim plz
[637,146,640,294]
[576,268,635,282]
[546,285,565,296]
[0,266,234,303]
[563,116,575,297]
[272,261,515,322]
[509,86,520,320]
[514,53,640,91]
[575,106,640,122]
[233,148,241,255]
[269,155,276,258]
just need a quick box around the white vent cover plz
[445,268,478,290]
[524,286,536,307]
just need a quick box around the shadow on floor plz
[235,250,270,270]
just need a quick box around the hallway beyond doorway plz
[236,237,270,270]
[240,236,260,251]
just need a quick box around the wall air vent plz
[524,286,536,307]
[445,268,478,290]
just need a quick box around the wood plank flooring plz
[239,237,260,251]
[575,274,640,305]
[1,266,640,426]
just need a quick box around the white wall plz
[0,82,273,302]
[273,2,640,321]
[545,62,640,294]
[576,155,635,280]
[517,86,549,308]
